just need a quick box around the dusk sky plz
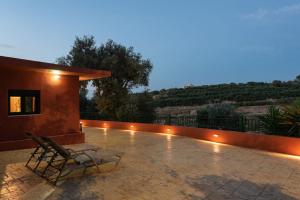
[1,0,300,92]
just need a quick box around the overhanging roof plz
[0,56,111,81]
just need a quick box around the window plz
[8,90,40,116]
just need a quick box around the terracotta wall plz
[0,69,84,150]
[81,120,300,156]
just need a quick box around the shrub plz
[197,104,245,131]
[281,99,300,136]
[259,106,284,135]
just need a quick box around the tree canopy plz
[58,36,153,120]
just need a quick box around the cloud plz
[0,43,14,49]
[244,3,300,20]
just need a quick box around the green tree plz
[114,91,156,123]
[295,75,300,83]
[197,104,240,119]
[57,36,98,90]
[197,104,245,131]
[79,87,89,114]
[93,39,152,119]
[134,91,156,123]
[58,36,153,120]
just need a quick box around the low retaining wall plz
[81,119,300,156]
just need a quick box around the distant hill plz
[149,76,300,109]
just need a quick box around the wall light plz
[213,134,219,138]
[52,70,61,80]
[130,125,134,128]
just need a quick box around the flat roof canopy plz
[0,56,111,81]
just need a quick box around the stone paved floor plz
[1,127,300,199]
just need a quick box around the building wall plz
[0,69,83,148]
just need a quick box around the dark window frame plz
[8,90,41,116]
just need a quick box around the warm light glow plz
[213,144,220,153]
[130,131,135,145]
[213,134,219,138]
[266,151,300,160]
[130,130,135,136]
[10,96,21,112]
[166,133,172,161]
[52,70,61,80]
[52,70,60,75]
[166,133,173,142]
[130,125,134,128]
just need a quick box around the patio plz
[1,127,300,200]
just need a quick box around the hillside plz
[150,76,300,116]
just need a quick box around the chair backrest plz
[41,136,71,158]
[25,132,49,150]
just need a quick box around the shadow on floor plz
[184,175,296,200]
[46,175,104,200]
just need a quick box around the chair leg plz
[115,155,123,167]
[82,166,87,176]
[53,159,68,185]
[33,150,49,172]
[41,152,58,177]
[25,146,41,169]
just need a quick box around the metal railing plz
[155,115,264,133]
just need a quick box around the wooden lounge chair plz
[24,132,56,173]
[40,136,122,185]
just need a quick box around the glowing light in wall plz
[213,134,219,138]
[166,128,174,135]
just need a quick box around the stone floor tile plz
[0,127,299,199]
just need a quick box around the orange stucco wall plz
[0,69,84,150]
[81,120,300,156]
